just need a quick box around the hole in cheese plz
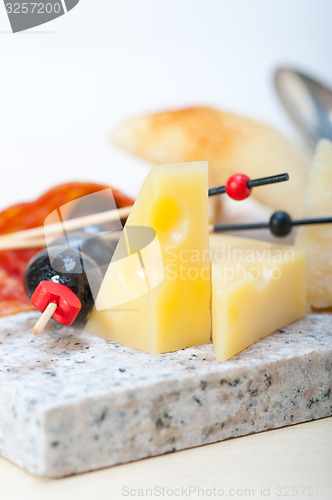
[227,305,238,326]
[149,196,187,243]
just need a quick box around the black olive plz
[23,246,103,327]
[50,231,117,271]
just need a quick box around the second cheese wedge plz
[295,139,332,309]
[88,162,211,354]
[210,234,306,362]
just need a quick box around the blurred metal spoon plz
[274,67,332,149]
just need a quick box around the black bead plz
[269,211,292,237]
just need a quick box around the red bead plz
[31,281,82,326]
[226,173,252,201]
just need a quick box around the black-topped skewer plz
[213,211,332,237]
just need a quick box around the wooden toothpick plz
[0,206,132,243]
[32,303,58,336]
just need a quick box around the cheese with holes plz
[210,234,306,362]
[87,162,211,354]
[295,139,332,309]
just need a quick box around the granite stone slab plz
[0,311,331,478]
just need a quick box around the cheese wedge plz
[112,106,311,219]
[210,234,306,362]
[87,162,211,354]
[295,139,332,309]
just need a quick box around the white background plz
[0,0,331,210]
[0,3,331,495]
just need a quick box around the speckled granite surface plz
[0,312,331,478]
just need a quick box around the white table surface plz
[0,417,331,500]
[0,1,331,498]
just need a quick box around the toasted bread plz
[112,106,311,219]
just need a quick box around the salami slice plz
[0,182,134,317]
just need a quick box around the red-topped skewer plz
[208,172,289,200]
